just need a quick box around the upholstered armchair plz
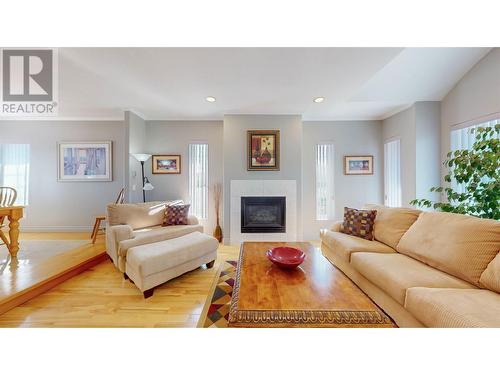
[105,201,203,272]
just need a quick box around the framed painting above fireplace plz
[247,130,280,171]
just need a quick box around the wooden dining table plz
[0,206,24,257]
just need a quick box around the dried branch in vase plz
[213,183,223,242]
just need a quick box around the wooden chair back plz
[115,187,125,204]
[0,187,17,207]
[0,187,17,228]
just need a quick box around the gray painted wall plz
[302,121,383,240]
[415,102,441,202]
[126,111,147,203]
[222,115,303,243]
[0,120,126,231]
[382,102,441,207]
[441,48,500,181]
[145,121,223,234]
[382,106,416,206]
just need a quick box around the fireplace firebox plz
[241,196,286,233]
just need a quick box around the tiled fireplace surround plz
[230,180,297,245]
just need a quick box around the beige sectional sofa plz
[321,204,500,327]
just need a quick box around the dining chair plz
[91,187,125,244]
[0,187,17,247]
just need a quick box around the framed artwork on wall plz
[152,155,181,174]
[247,130,280,171]
[58,141,112,181]
[344,155,374,175]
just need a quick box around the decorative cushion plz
[363,204,421,249]
[163,204,191,226]
[107,201,168,229]
[397,211,500,286]
[340,207,377,240]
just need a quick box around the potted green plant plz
[411,124,499,219]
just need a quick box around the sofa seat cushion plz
[322,231,395,262]
[405,288,500,328]
[126,232,219,278]
[397,211,500,286]
[363,204,421,249]
[350,253,476,305]
[118,224,203,256]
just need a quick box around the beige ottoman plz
[125,231,218,298]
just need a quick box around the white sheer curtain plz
[315,143,335,220]
[450,118,499,193]
[0,144,30,205]
[384,138,401,207]
[188,143,209,219]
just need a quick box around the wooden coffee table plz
[228,242,394,327]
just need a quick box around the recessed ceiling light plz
[206,96,216,103]
[313,97,325,103]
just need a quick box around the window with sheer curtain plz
[315,143,335,220]
[0,144,30,205]
[188,143,209,219]
[450,118,499,193]
[384,138,401,207]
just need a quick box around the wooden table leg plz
[8,211,22,257]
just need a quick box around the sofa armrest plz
[330,220,343,232]
[106,224,134,263]
[187,215,199,225]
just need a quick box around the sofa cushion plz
[126,232,219,277]
[118,224,203,256]
[350,252,475,305]
[163,203,191,226]
[322,231,395,262]
[405,288,500,328]
[480,252,500,293]
[363,204,421,249]
[397,211,500,286]
[107,201,168,229]
[340,207,377,240]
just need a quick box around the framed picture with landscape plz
[58,141,112,181]
[247,130,280,171]
[344,155,374,175]
[152,155,181,174]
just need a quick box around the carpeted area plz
[198,260,238,328]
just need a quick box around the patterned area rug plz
[198,260,237,328]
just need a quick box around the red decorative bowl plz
[266,247,306,269]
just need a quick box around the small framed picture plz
[152,155,181,174]
[58,141,112,181]
[344,155,374,175]
[247,130,280,171]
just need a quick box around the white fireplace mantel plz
[230,180,297,245]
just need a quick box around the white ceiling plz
[48,47,492,120]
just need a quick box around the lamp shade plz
[143,182,154,191]
[132,153,152,162]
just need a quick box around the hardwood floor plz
[0,238,240,327]
[0,232,107,315]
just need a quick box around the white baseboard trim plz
[21,226,93,232]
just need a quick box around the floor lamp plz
[132,153,154,202]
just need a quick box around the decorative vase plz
[213,218,223,243]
